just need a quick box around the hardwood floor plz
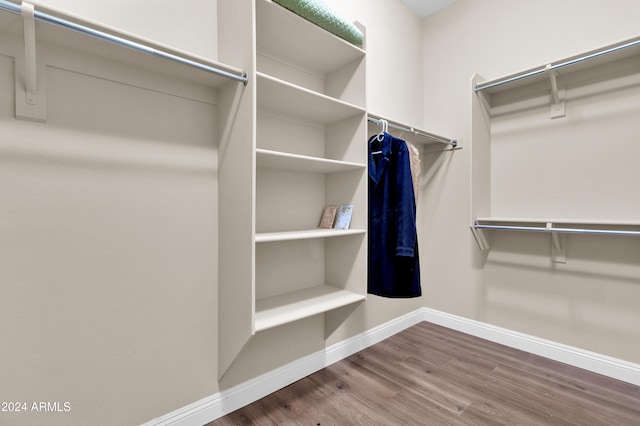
[209,322,640,425]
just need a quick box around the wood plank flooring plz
[209,322,640,425]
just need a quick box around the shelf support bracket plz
[546,65,565,119]
[547,222,566,263]
[470,225,490,251]
[15,1,47,122]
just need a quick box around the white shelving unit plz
[470,35,640,258]
[219,0,367,377]
[254,0,367,321]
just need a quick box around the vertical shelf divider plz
[217,0,257,379]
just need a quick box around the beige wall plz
[323,0,424,124]
[0,44,221,426]
[420,0,640,363]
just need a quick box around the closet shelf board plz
[254,285,366,332]
[476,217,640,227]
[256,0,364,75]
[0,6,244,89]
[255,228,366,243]
[257,72,366,124]
[256,149,365,173]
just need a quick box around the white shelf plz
[474,218,640,238]
[255,228,366,243]
[255,285,366,332]
[475,35,640,120]
[0,5,245,89]
[256,149,365,173]
[475,35,640,96]
[472,217,640,258]
[257,72,365,124]
[256,0,365,75]
[476,217,640,227]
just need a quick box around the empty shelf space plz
[255,285,366,332]
[256,0,364,75]
[257,72,365,124]
[256,149,365,173]
[255,228,366,243]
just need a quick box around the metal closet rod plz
[474,223,640,237]
[368,116,457,147]
[0,0,248,85]
[475,37,640,92]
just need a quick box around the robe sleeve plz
[393,140,417,257]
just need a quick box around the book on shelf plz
[319,205,338,229]
[333,204,353,230]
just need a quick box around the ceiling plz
[400,0,458,18]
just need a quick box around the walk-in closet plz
[1,1,639,425]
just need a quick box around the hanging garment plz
[368,132,421,298]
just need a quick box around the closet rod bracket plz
[21,2,37,105]
[547,222,567,263]
[15,1,47,122]
[546,64,565,119]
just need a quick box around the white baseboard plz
[421,307,640,387]
[144,309,425,426]
[145,308,640,425]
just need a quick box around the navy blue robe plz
[368,132,421,298]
